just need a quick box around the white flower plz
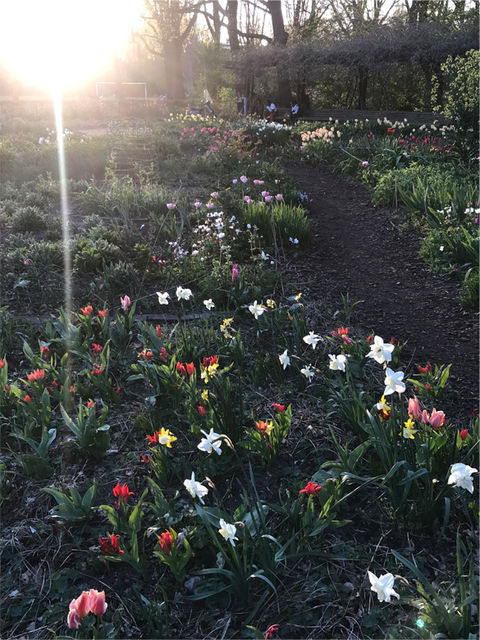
[328,354,347,372]
[279,349,290,369]
[384,368,406,395]
[301,365,314,381]
[183,472,208,504]
[197,429,223,456]
[367,335,395,365]
[260,251,269,261]
[303,331,321,350]
[367,571,400,603]
[218,519,238,546]
[289,237,299,244]
[157,291,170,305]
[176,286,193,301]
[248,300,266,319]
[447,463,478,494]
[203,299,215,310]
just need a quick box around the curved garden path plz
[283,161,479,413]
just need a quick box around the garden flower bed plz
[0,115,478,639]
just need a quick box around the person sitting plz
[290,101,300,122]
[265,101,277,122]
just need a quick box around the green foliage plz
[433,49,479,146]
[60,402,110,459]
[42,481,97,522]
[243,202,311,248]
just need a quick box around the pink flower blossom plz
[408,396,422,421]
[166,203,176,210]
[275,194,283,201]
[232,264,238,282]
[240,175,248,183]
[362,161,369,167]
[120,295,131,310]
[429,408,446,430]
[265,195,273,203]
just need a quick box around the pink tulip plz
[89,589,107,615]
[362,161,369,167]
[265,195,273,203]
[166,203,176,210]
[429,408,445,430]
[72,591,94,618]
[232,264,238,282]
[67,608,81,629]
[261,191,269,197]
[120,295,131,310]
[420,409,430,425]
[275,194,283,201]
[408,397,422,421]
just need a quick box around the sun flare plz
[0,0,143,90]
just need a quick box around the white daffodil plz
[301,365,314,381]
[447,463,478,494]
[203,299,215,310]
[367,335,395,365]
[197,429,223,456]
[248,300,266,320]
[176,286,193,301]
[218,519,238,547]
[328,354,347,372]
[303,331,321,350]
[279,349,290,369]
[183,472,208,504]
[157,291,170,305]
[384,368,406,396]
[367,571,400,603]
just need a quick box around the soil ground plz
[283,160,479,414]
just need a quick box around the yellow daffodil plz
[294,292,302,302]
[158,428,177,448]
[376,395,391,412]
[201,363,219,383]
[400,418,417,440]
[266,299,275,308]
[220,317,234,339]
[201,389,209,404]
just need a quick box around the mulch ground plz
[283,160,479,415]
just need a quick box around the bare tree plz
[141,0,203,100]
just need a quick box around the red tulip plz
[113,482,134,506]
[159,530,174,554]
[299,481,322,496]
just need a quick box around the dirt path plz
[283,161,479,412]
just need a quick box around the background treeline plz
[0,0,478,113]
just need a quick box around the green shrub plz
[243,202,311,248]
[10,206,47,233]
[73,238,122,274]
[460,268,479,308]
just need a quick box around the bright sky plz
[0,0,144,90]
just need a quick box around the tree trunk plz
[267,0,291,104]
[164,39,186,101]
[227,0,240,51]
[357,66,368,109]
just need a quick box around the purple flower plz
[475,218,478,225]
[240,175,248,183]
[362,161,369,167]
[232,264,238,282]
